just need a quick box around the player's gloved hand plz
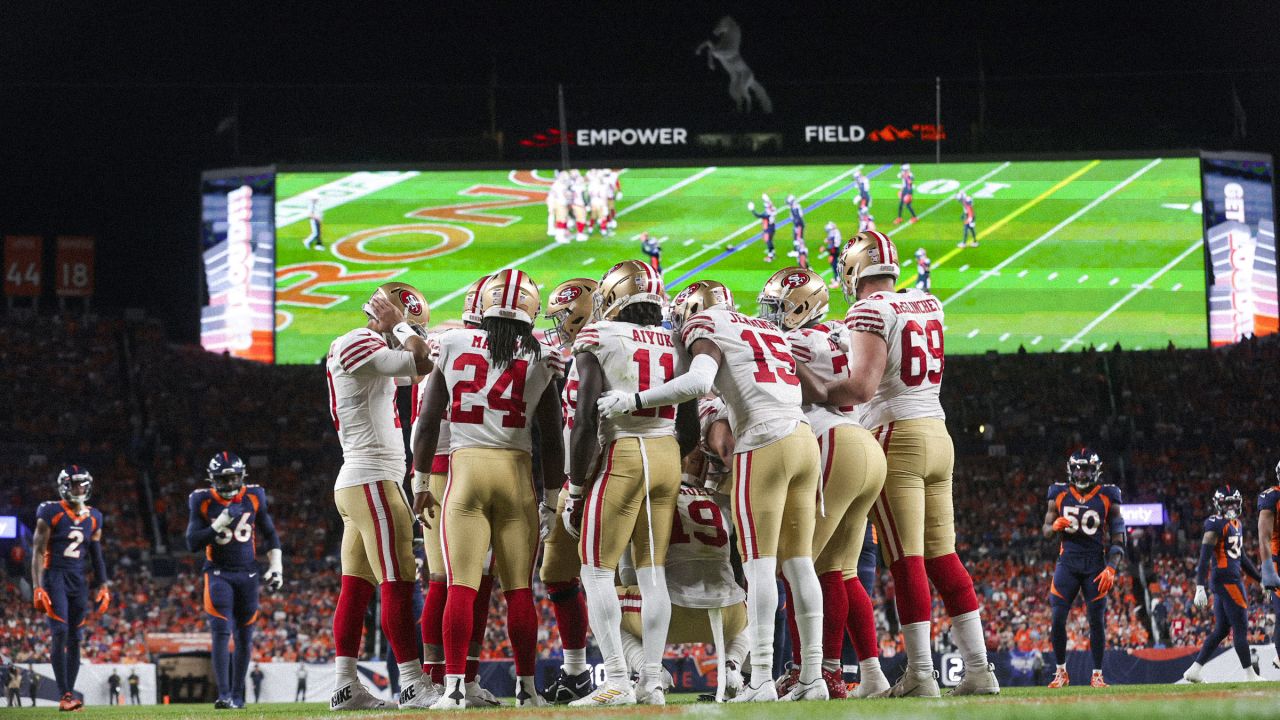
[1193,585,1208,608]
[1094,566,1116,594]
[539,500,557,542]
[211,508,236,532]
[33,587,52,613]
[1052,516,1073,532]
[562,487,585,540]
[94,585,111,614]
[1262,561,1280,590]
[597,390,639,419]
[264,548,284,591]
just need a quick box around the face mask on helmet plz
[1215,489,1242,520]
[1067,451,1102,489]
[58,466,93,504]
[208,452,247,500]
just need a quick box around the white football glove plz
[562,488,585,540]
[538,501,557,542]
[1262,561,1280,590]
[1193,585,1207,609]
[211,508,235,532]
[747,201,756,212]
[264,548,284,591]
[597,390,639,419]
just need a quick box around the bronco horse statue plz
[695,16,773,114]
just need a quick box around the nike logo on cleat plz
[330,686,352,708]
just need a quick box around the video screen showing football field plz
[274,158,1205,364]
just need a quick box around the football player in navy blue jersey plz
[31,465,111,711]
[187,452,283,708]
[1258,460,1280,668]
[1183,486,1264,683]
[1041,449,1124,688]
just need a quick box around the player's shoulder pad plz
[1203,515,1223,531]
[679,310,719,346]
[1046,483,1068,501]
[1259,486,1280,508]
[786,327,820,362]
[1101,484,1123,503]
[572,321,605,354]
[333,328,389,372]
[36,500,60,519]
[189,487,212,503]
[846,298,889,337]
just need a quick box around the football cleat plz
[478,268,542,325]
[758,266,828,330]
[58,692,81,712]
[724,660,744,699]
[821,669,848,699]
[329,681,387,710]
[569,681,637,707]
[731,678,779,703]
[851,669,891,698]
[430,676,466,710]
[397,676,438,709]
[783,678,829,701]
[872,669,940,698]
[774,663,801,696]
[544,278,599,349]
[213,698,234,710]
[542,668,594,704]
[636,684,666,706]
[1090,671,1109,688]
[950,663,1001,695]
[595,259,664,320]
[515,682,546,707]
[837,230,900,302]
[465,681,501,707]
[1048,667,1071,688]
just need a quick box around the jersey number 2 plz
[64,529,84,558]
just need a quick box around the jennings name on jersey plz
[786,324,859,436]
[36,501,104,573]
[327,327,419,488]
[574,320,677,444]
[1047,483,1122,564]
[845,288,946,430]
[435,328,561,453]
[680,306,807,451]
[188,485,276,571]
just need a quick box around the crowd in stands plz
[1,313,1277,667]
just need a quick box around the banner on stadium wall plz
[1120,503,1166,527]
[3,234,43,297]
[200,167,276,363]
[1201,152,1279,346]
[54,235,95,298]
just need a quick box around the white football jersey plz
[845,288,946,429]
[570,179,588,206]
[680,306,806,451]
[588,182,610,204]
[326,328,417,489]
[548,181,570,208]
[574,321,678,445]
[434,328,561,454]
[665,486,745,609]
[786,324,860,437]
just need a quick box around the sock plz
[845,577,878,662]
[334,576,375,658]
[380,581,422,682]
[781,557,823,685]
[925,554,979,617]
[743,557,780,681]
[232,624,253,702]
[505,587,539,677]
[783,579,801,666]
[1051,601,1070,665]
[889,556,931,625]
[422,580,447,681]
[397,660,421,690]
[547,581,589,672]
[581,565,628,685]
[902,621,933,675]
[335,657,358,686]
[65,626,82,693]
[465,657,479,682]
[442,585,478,676]
[50,623,68,694]
[951,610,990,671]
[819,571,847,665]
[859,657,887,685]
[210,625,232,699]
[441,674,465,704]
[636,566,673,691]
[620,631,645,675]
[726,630,750,667]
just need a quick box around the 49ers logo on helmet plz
[399,290,424,316]
[782,272,810,289]
[555,286,583,304]
[674,283,703,305]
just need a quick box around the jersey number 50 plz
[1062,505,1101,536]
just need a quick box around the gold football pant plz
[335,480,418,584]
[869,418,956,561]
[618,586,747,644]
[422,471,448,578]
[579,436,681,571]
[539,483,582,584]
[812,425,887,576]
[731,426,821,561]
[441,448,537,591]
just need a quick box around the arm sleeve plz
[350,347,417,378]
[1108,488,1127,538]
[636,353,718,409]
[186,494,218,552]
[254,490,282,552]
[1242,552,1262,582]
[1196,532,1214,586]
[89,539,109,588]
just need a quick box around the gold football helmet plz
[364,281,429,341]
[544,277,599,348]
[837,230,900,302]
[479,268,541,324]
[461,274,492,326]
[595,260,665,320]
[670,280,733,330]
[758,266,829,331]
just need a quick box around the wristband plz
[412,470,432,495]
[392,322,419,347]
[568,483,585,499]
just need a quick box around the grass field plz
[273,158,1206,364]
[10,684,1280,719]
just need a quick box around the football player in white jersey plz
[569,170,589,242]
[410,269,564,709]
[538,277,599,704]
[549,173,571,244]
[326,282,435,710]
[828,231,999,697]
[597,279,830,702]
[561,260,698,706]
[605,169,621,229]
[758,267,890,698]
[588,174,612,237]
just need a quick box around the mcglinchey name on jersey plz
[888,297,942,315]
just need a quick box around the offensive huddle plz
[324,228,999,710]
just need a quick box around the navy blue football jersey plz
[1047,483,1122,563]
[187,485,279,571]
[36,500,104,574]
[1203,514,1247,583]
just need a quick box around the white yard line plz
[276,171,421,228]
[943,159,1162,307]
[1056,239,1201,351]
[886,162,1011,237]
